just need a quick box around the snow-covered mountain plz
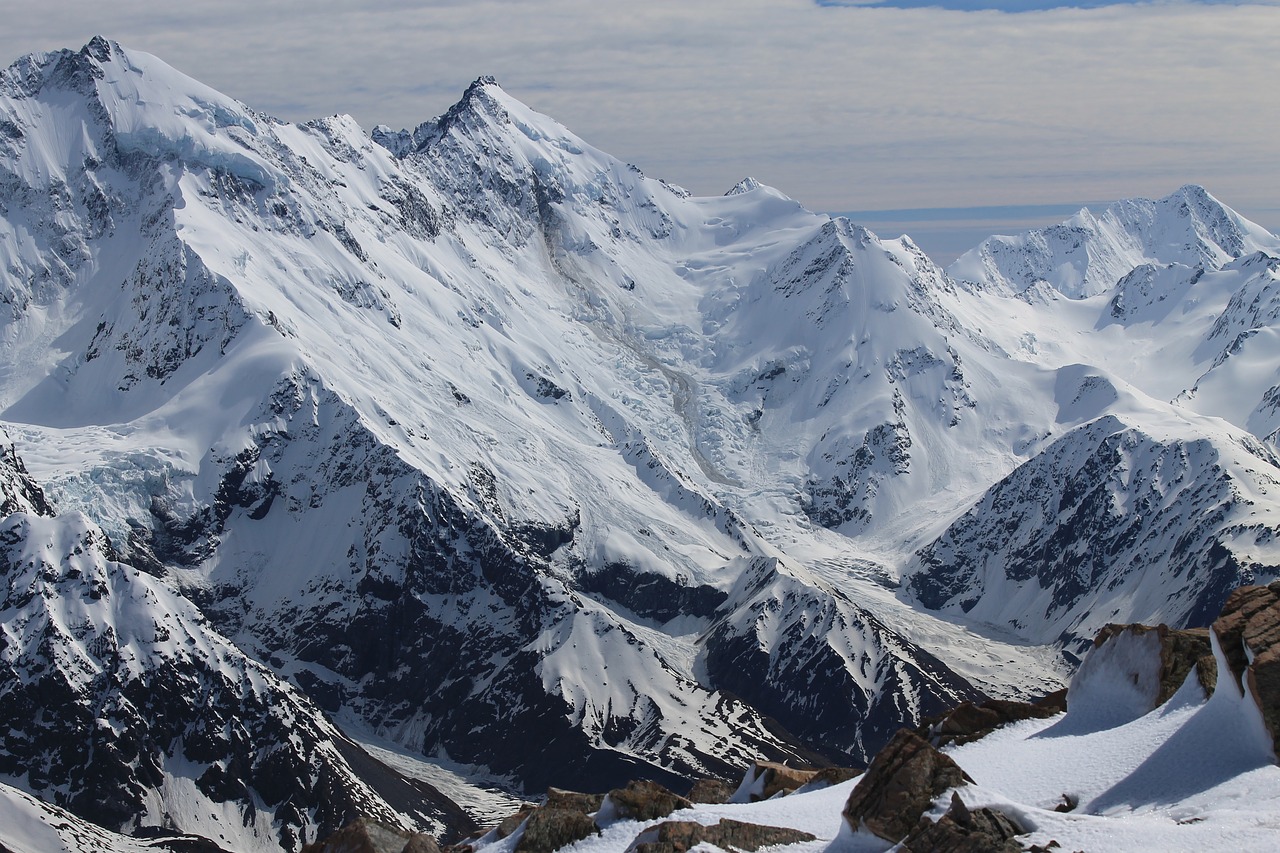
[0,429,474,852]
[2,36,1280,849]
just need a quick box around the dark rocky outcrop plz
[919,690,1067,749]
[495,807,539,840]
[0,430,55,518]
[629,819,815,853]
[739,761,820,801]
[686,778,735,804]
[543,787,604,814]
[299,817,443,853]
[576,561,727,622]
[900,792,1024,853]
[513,809,599,853]
[602,780,692,822]
[733,760,860,801]
[842,729,972,844]
[1213,582,1280,754]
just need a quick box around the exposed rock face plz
[512,809,598,853]
[495,807,538,840]
[737,761,820,801]
[1090,623,1217,704]
[730,761,859,801]
[629,819,815,853]
[920,690,1067,749]
[300,818,443,853]
[842,729,972,844]
[601,780,692,822]
[1212,582,1280,753]
[686,778,735,804]
[1065,621,1220,729]
[543,788,604,814]
[0,430,54,518]
[900,792,1024,853]
[807,766,862,788]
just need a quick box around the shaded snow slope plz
[0,438,472,852]
[0,778,235,853]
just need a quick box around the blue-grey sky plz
[2,1,1277,262]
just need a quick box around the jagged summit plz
[726,176,764,195]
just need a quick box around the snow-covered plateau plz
[2,36,1279,852]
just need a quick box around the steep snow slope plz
[0,429,473,852]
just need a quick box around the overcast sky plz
[2,0,1277,260]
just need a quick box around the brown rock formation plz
[807,766,861,788]
[512,809,599,853]
[920,690,1067,749]
[686,778,735,804]
[629,819,815,853]
[495,806,538,840]
[300,817,442,853]
[746,761,820,800]
[604,780,692,822]
[900,792,1024,853]
[842,729,972,844]
[1213,581,1280,755]
[543,788,604,814]
[1090,623,1216,704]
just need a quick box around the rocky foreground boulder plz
[918,690,1067,749]
[629,819,815,853]
[842,729,972,843]
[1212,581,1280,755]
[299,817,442,853]
[1089,623,1217,704]
[898,792,1025,853]
[732,760,860,802]
[597,779,693,822]
[512,809,599,853]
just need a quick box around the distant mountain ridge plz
[1,36,1279,851]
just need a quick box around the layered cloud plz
[818,0,1280,10]
[1,1,1276,243]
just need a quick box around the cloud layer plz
[1,0,1276,246]
[818,0,1279,11]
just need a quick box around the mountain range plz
[2,36,1278,851]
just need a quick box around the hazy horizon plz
[3,0,1276,251]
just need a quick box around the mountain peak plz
[79,35,115,64]
[951,186,1279,298]
[726,176,764,196]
